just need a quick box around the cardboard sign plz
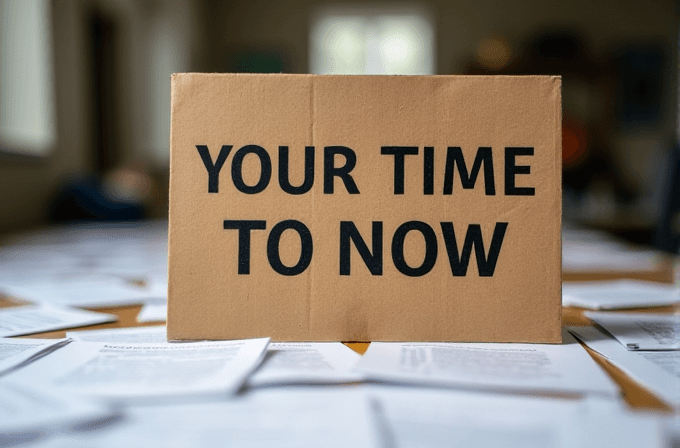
[168,74,562,343]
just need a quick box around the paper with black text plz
[569,325,680,408]
[0,380,115,438]
[25,387,380,448]
[0,305,116,337]
[68,326,167,344]
[0,337,69,374]
[355,330,619,396]
[6,338,270,401]
[366,385,662,448]
[562,280,679,310]
[585,312,680,350]
[248,342,363,387]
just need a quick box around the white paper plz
[67,326,167,344]
[248,342,364,387]
[562,280,680,310]
[0,380,115,438]
[562,242,662,273]
[586,312,680,350]
[365,385,662,448]
[7,338,270,401]
[0,305,116,337]
[27,387,380,448]
[355,330,619,397]
[569,325,680,408]
[0,276,167,308]
[0,221,169,308]
[0,337,69,374]
[136,302,167,322]
[561,227,663,273]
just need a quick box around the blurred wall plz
[0,0,195,232]
[198,0,676,77]
[0,0,676,232]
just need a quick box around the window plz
[0,0,56,156]
[310,6,435,75]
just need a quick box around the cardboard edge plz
[166,74,182,341]
[553,75,563,344]
[166,74,565,343]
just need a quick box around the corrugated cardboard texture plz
[168,74,562,342]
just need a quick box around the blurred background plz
[0,0,678,252]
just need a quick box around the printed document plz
[68,326,167,344]
[248,342,363,387]
[0,304,116,337]
[0,337,69,374]
[355,330,619,396]
[569,326,680,408]
[365,385,662,448]
[585,312,680,350]
[562,280,680,310]
[30,387,380,448]
[7,338,270,401]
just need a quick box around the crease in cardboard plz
[307,77,316,334]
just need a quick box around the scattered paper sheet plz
[248,342,364,387]
[354,330,619,397]
[0,380,116,439]
[561,226,663,273]
[30,387,380,448]
[0,337,69,375]
[562,280,680,310]
[0,221,169,308]
[365,385,663,448]
[562,243,662,273]
[0,305,116,337]
[68,326,167,344]
[0,276,167,308]
[7,338,270,401]
[136,302,167,323]
[585,312,680,350]
[568,326,680,408]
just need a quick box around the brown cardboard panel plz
[168,74,562,342]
